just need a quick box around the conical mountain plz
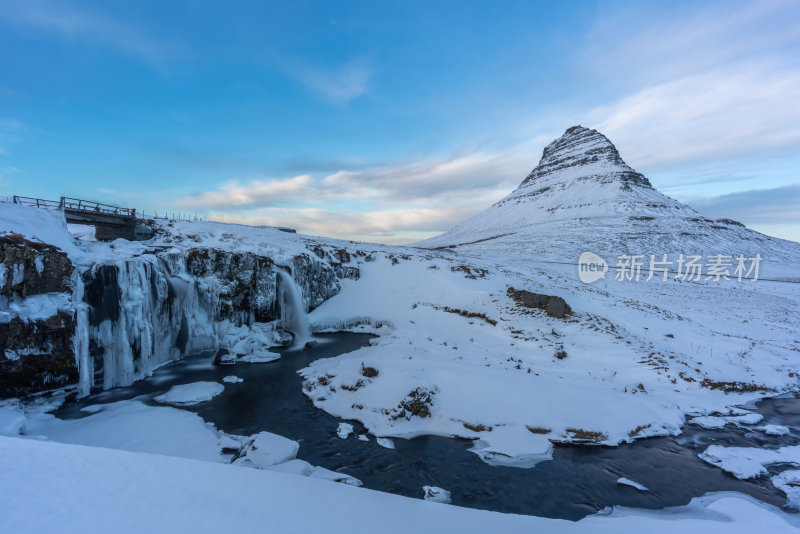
[417,126,799,266]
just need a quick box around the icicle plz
[71,269,92,397]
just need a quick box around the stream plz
[53,333,798,520]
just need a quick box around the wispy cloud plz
[266,51,371,103]
[294,62,371,102]
[209,206,478,244]
[578,0,800,171]
[689,185,800,225]
[180,175,314,209]
[590,63,800,169]
[687,185,800,242]
[0,0,177,69]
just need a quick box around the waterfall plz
[277,270,310,346]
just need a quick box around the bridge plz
[8,196,154,241]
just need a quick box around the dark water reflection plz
[55,333,798,520]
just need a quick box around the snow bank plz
[0,204,82,259]
[20,400,231,462]
[2,436,799,534]
[0,401,25,435]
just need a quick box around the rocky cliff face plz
[1,231,361,398]
[0,234,77,397]
[519,125,652,191]
[0,233,73,297]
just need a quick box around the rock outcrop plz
[0,233,73,297]
[0,234,77,397]
[507,287,572,318]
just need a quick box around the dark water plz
[55,333,798,520]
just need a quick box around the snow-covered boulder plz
[237,431,300,468]
[423,486,452,504]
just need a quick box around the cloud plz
[589,64,800,169]
[209,206,478,244]
[175,137,545,219]
[689,185,800,225]
[0,0,177,69]
[266,51,371,103]
[180,175,314,209]
[294,62,371,103]
[573,0,800,173]
[581,0,800,87]
[688,184,800,242]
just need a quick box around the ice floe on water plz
[154,382,225,405]
[699,444,800,479]
[238,352,281,364]
[771,470,800,510]
[617,477,648,491]
[760,424,791,436]
[222,375,243,384]
[377,437,395,449]
[690,412,763,429]
[337,422,354,439]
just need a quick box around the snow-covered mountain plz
[418,126,799,263]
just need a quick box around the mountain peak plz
[520,125,652,190]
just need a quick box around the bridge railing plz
[6,195,206,222]
[59,197,135,217]
[11,196,63,210]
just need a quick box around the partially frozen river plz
[54,333,798,520]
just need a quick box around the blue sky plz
[1,0,798,243]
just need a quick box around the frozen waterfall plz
[277,270,311,346]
